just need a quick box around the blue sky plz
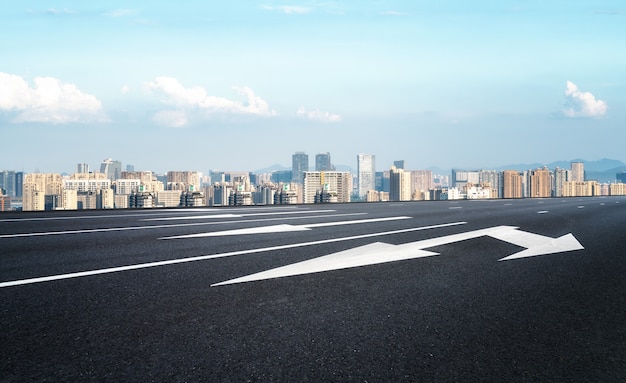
[1,1,625,174]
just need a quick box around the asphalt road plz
[1,197,625,381]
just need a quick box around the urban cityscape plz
[2,153,626,212]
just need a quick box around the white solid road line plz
[0,222,467,288]
[0,206,302,222]
[140,209,337,221]
[159,216,412,239]
[0,213,366,238]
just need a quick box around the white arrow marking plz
[0,222,466,288]
[212,226,584,286]
[160,216,412,239]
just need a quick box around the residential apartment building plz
[389,166,411,201]
[23,173,63,211]
[530,168,552,198]
[502,170,522,199]
[303,171,351,204]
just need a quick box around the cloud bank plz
[0,72,105,123]
[297,107,342,123]
[145,76,277,127]
[563,81,607,118]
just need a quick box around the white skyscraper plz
[571,162,584,182]
[357,154,375,198]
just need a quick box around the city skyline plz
[1,1,625,173]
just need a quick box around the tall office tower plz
[502,170,522,198]
[357,154,375,198]
[292,152,309,184]
[0,170,16,197]
[410,170,433,195]
[553,167,571,197]
[126,164,135,172]
[77,163,89,174]
[393,160,405,170]
[530,168,552,198]
[315,153,332,171]
[479,170,503,198]
[571,161,584,182]
[22,173,63,211]
[389,166,411,201]
[303,171,351,204]
[100,158,122,181]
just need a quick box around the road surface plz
[1,197,625,381]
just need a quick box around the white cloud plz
[121,85,130,95]
[260,5,311,14]
[145,77,276,127]
[563,81,608,118]
[297,107,341,123]
[0,72,105,123]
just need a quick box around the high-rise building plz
[315,153,332,171]
[451,169,480,189]
[22,173,63,211]
[410,170,433,195]
[100,158,122,181]
[571,162,584,182]
[0,170,16,197]
[0,191,10,211]
[393,160,405,170]
[114,179,141,195]
[64,173,111,193]
[503,170,522,199]
[479,170,503,198]
[303,171,351,203]
[389,166,411,201]
[292,152,309,184]
[77,163,89,174]
[357,154,375,198]
[166,171,201,191]
[121,171,154,185]
[530,168,552,198]
[554,167,571,197]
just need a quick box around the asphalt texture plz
[1,197,625,382]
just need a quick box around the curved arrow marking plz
[212,226,584,286]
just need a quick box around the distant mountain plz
[254,164,289,173]
[495,158,625,172]
[494,158,626,183]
